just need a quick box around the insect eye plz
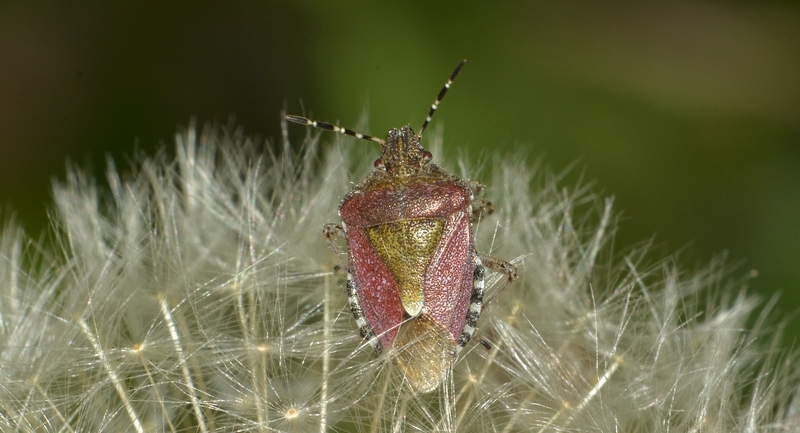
[374,158,384,169]
[422,151,433,162]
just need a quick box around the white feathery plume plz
[0,120,798,432]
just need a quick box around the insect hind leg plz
[480,254,518,306]
[323,222,348,271]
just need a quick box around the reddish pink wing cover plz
[424,210,474,342]
[341,181,473,349]
[346,227,403,347]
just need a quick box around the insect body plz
[285,60,517,393]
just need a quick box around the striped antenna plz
[283,114,383,144]
[417,59,466,139]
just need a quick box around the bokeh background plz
[1,2,798,346]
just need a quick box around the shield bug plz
[285,60,517,393]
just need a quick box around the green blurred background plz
[1,2,798,345]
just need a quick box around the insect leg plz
[479,254,518,306]
[466,180,495,223]
[470,200,495,224]
[322,222,348,271]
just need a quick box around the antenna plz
[417,59,466,138]
[284,59,467,144]
[283,115,383,144]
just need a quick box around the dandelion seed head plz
[0,121,797,432]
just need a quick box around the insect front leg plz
[470,199,495,224]
[466,180,495,223]
[323,222,349,272]
[480,254,518,305]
